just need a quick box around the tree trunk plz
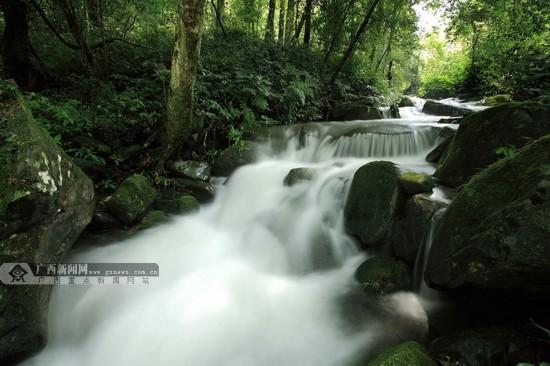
[277,0,286,43]
[56,0,99,75]
[0,0,45,90]
[265,0,276,41]
[329,0,382,85]
[303,0,312,46]
[323,0,357,63]
[159,0,207,162]
[284,0,295,44]
[215,0,225,32]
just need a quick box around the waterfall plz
[24,117,445,366]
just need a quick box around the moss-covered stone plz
[107,174,156,225]
[170,178,215,203]
[355,256,411,295]
[399,96,416,107]
[425,136,452,164]
[330,102,383,121]
[211,142,259,177]
[344,161,406,247]
[434,102,550,187]
[398,172,435,195]
[426,134,550,292]
[140,210,170,230]
[482,94,511,107]
[422,100,474,116]
[368,341,437,366]
[0,84,95,363]
[167,160,211,182]
[177,195,200,214]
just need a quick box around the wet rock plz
[426,136,452,164]
[398,172,435,195]
[390,105,401,118]
[176,195,200,214]
[355,256,411,295]
[428,327,521,366]
[436,117,463,124]
[482,94,511,107]
[344,161,406,247]
[0,89,95,364]
[422,100,474,116]
[434,102,550,187]
[283,168,316,186]
[107,174,157,225]
[426,135,550,292]
[90,206,123,231]
[167,160,211,182]
[392,194,444,266]
[73,157,108,181]
[398,96,416,107]
[212,142,259,177]
[368,341,436,366]
[170,178,215,203]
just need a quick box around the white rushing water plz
[24,102,461,366]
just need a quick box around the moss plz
[482,94,511,106]
[107,174,157,225]
[355,255,411,295]
[398,172,434,195]
[177,195,200,214]
[368,341,437,366]
[140,210,170,230]
[212,142,259,176]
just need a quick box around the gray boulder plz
[167,160,211,182]
[422,100,474,116]
[426,135,550,292]
[344,161,406,247]
[330,100,383,121]
[0,93,95,364]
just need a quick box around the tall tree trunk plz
[294,12,305,41]
[329,0,382,85]
[159,0,207,163]
[56,0,99,75]
[265,0,276,41]
[284,0,295,44]
[323,0,356,63]
[303,0,312,46]
[214,0,225,32]
[277,0,286,43]
[0,0,45,90]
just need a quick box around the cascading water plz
[24,103,459,366]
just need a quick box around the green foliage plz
[495,144,517,158]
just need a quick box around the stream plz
[24,98,478,365]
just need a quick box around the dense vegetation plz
[0,0,547,175]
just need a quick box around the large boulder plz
[0,90,95,363]
[398,172,434,195]
[344,161,406,247]
[355,256,411,295]
[398,96,416,107]
[330,100,383,121]
[425,135,550,292]
[434,102,550,187]
[368,341,437,366]
[212,142,259,177]
[422,100,474,116]
[283,167,317,186]
[107,174,157,225]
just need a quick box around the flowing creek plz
[25,99,476,365]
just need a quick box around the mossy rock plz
[330,103,383,121]
[170,178,215,203]
[0,83,95,364]
[344,161,406,247]
[355,256,411,295]
[167,160,211,182]
[426,134,550,292]
[140,210,170,230]
[211,142,259,177]
[398,172,434,195]
[434,102,550,188]
[398,96,415,107]
[368,341,437,366]
[107,174,157,225]
[426,136,452,164]
[482,94,511,107]
[177,195,200,214]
